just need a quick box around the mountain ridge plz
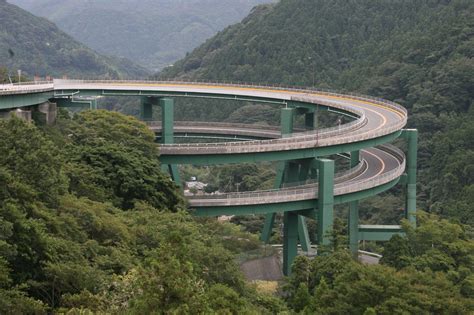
[9,0,274,71]
[0,0,148,79]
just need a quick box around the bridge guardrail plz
[0,82,54,95]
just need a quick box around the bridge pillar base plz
[4,108,32,122]
[35,102,57,125]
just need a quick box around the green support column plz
[285,161,300,183]
[297,158,312,252]
[262,107,294,242]
[280,107,294,137]
[404,129,418,227]
[317,159,334,247]
[261,213,276,243]
[283,211,299,276]
[89,99,98,110]
[168,165,182,187]
[298,216,311,252]
[140,96,153,121]
[160,98,174,145]
[349,151,360,258]
[158,98,180,187]
[261,162,286,242]
[305,112,315,130]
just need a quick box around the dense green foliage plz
[283,214,474,314]
[10,0,273,71]
[0,0,147,78]
[160,0,474,226]
[0,113,284,313]
[55,110,184,210]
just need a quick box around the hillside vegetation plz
[161,0,474,226]
[0,0,148,78]
[0,111,289,313]
[10,0,273,71]
[0,111,471,314]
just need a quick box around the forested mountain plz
[0,0,148,79]
[9,0,273,71]
[161,0,474,226]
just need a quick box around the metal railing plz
[0,81,54,95]
[147,120,283,131]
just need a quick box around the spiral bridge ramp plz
[0,80,418,275]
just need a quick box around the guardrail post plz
[283,211,298,276]
[402,129,418,227]
[317,158,334,247]
[349,150,360,258]
[140,96,153,121]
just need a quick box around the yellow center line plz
[351,149,386,181]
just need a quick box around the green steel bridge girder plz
[358,226,404,241]
[54,98,97,109]
[0,92,53,110]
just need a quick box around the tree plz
[55,110,184,210]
